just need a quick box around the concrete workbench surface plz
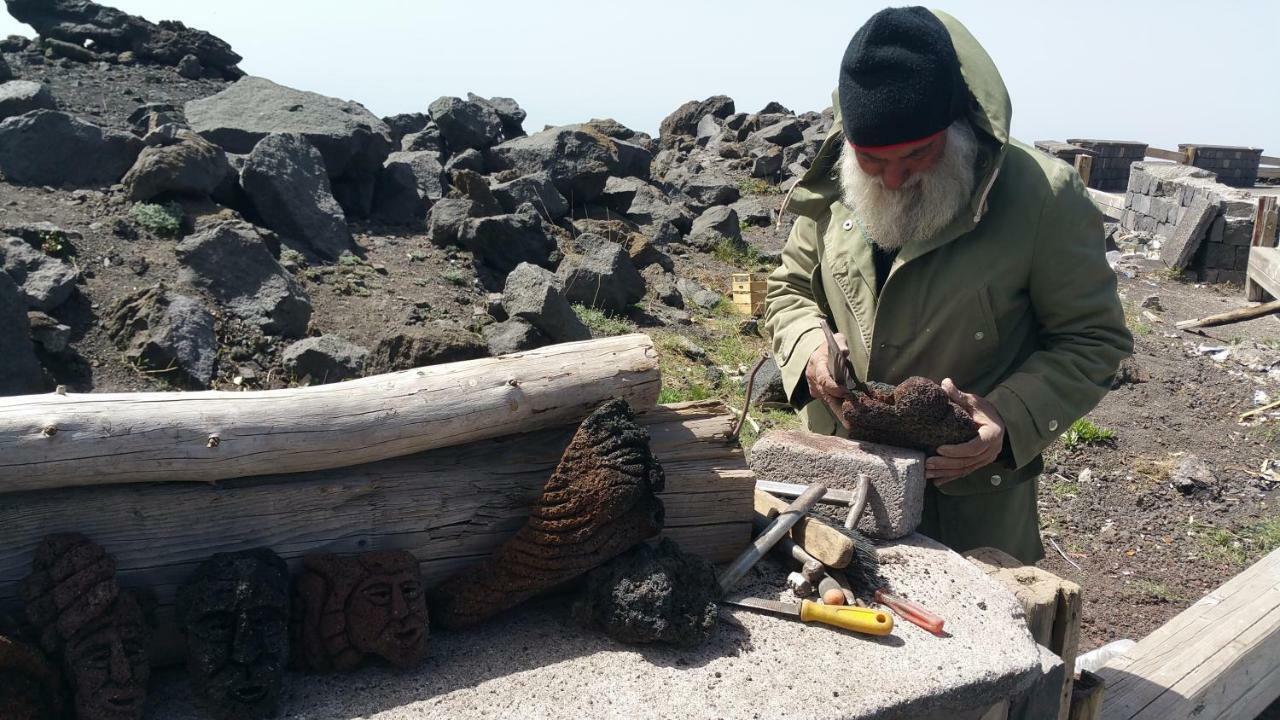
[146,534,1045,719]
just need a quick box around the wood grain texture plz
[0,401,752,666]
[0,334,661,493]
[1098,547,1280,720]
[753,489,854,568]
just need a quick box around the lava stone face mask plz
[292,550,428,672]
[177,549,290,720]
[64,592,151,720]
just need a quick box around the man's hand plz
[805,332,852,430]
[926,378,1006,484]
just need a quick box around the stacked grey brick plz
[1180,145,1264,188]
[1122,162,1261,283]
[1033,140,1095,166]
[1066,139,1147,191]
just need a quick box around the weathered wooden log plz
[0,401,751,666]
[0,334,661,494]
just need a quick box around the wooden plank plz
[1074,154,1094,187]
[1248,246,1280,302]
[967,547,1083,720]
[0,401,753,666]
[1260,154,1280,167]
[1247,198,1280,301]
[0,334,661,493]
[1088,188,1125,220]
[1069,671,1105,720]
[1098,547,1280,720]
[1260,167,1280,180]
[1145,146,1188,163]
[1176,297,1280,330]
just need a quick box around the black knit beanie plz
[839,6,968,148]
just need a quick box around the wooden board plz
[754,489,854,568]
[967,547,1083,720]
[1074,154,1094,187]
[0,401,753,666]
[1145,147,1189,163]
[1246,246,1280,303]
[0,334,661,493]
[1097,547,1280,720]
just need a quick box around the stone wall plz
[1180,144,1263,188]
[1121,163,1261,283]
[1066,139,1148,191]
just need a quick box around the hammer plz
[718,483,827,595]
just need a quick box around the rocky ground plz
[2,1,1279,702]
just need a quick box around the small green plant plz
[442,268,470,287]
[129,202,183,237]
[1061,418,1116,450]
[658,383,714,404]
[1130,579,1181,603]
[711,238,762,269]
[338,254,366,268]
[37,230,70,257]
[573,304,634,337]
[1192,516,1280,567]
[1048,478,1077,500]
[737,178,779,196]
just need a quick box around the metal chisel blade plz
[724,596,801,618]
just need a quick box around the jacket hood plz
[783,9,1012,222]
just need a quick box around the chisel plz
[725,597,894,636]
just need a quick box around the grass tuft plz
[573,304,635,337]
[129,202,183,237]
[1061,418,1116,450]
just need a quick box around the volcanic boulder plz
[481,317,548,356]
[687,206,742,251]
[0,80,55,119]
[502,262,591,342]
[121,129,230,202]
[240,132,353,260]
[557,238,645,314]
[842,377,979,453]
[490,171,569,220]
[365,321,487,373]
[175,221,312,338]
[0,110,141,186]
[106,284,218,387]
[0,271,42,396]
[489,124,618,205]
[430,399,665,628]
[428,95,503,151]
[0,236,77,311]
[282,334,368,384]
[659,95,735,147]
[457,207,557,290]
[185,77,394,216]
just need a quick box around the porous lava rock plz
[843,377,978,453]
[0,634,65,720]
[106,283,218,387]
[177,549,290,720]
[21,533,150,720]
[430,399,665,629]
[291,550,428,673]
[572,538,718,647]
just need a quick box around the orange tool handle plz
[799,599,894,636]
[875,589,945,635]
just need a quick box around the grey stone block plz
[1160,195,1218,269]
[749,430,925,540]
[1224,217,1253,246]
[1204,241,1237,269]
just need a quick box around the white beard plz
[839,119,980,251]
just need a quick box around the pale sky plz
[3,1,1277,153]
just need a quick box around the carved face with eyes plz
[345,559,427,667]
[177,549,289,720]
[63,592,150,720]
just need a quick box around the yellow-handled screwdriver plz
[726,596,894,635]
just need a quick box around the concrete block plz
[1160,195,1217,269]
[1204,241,1237,269]
[749,430,925,540]
[1220,270,1246,285]
[1236,245,1251,271]
[1208,215,1225,244]
[1223,217,1253,246]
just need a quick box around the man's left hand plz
[926,378,1006,484]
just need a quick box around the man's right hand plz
[805,332,853,430]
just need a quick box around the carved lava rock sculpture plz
[843,377,978,453]
[291,550,428,673]
[177,549,290,720]
[430,398,666,629]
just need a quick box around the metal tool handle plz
[844,474,871,530]
[718,483,827,595]
[800,600,894,635]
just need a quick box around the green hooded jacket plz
[764,9,1133,497]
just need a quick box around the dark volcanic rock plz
[490,171,569,219]
[0,236,77,311]
[750,118,803,147]
[372,156,428,225]
[428,197,478,248]
[121,128,230,201]
[176,221,312,338]
[557,238,645,314]
[175,53,203,79]
[573,537,718,647]
[365,321,487,373]
[430,399,665,629]
[458,207,557,290]
[842,377,979,453]
[186,77,394,216]
[0,80,55,119]
[0,55,12,81]
[501,262,590,342]
[687,206,742,251]
[282,334,368,384]
[489,125,618,204]
[679,173,739,211]
[0,633,65,720]
[659,95,735,147]
[744,356,785,407]
[0,110,141,186]
[469,93,526,139]
[382,112,429,145]
[482,317,547,356]
[240,132,353,260]
[6,0,243,75]
[443,147,485,175]
[106,284,217,387]
[388,150,447,202]
[0,271,42,396]
[450,169,502,215]
[429,95,502,151]
[401,124,445,158]
[626,184,694,233]
[27,310,70,353]
[292,550,429,673]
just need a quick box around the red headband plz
[849,127,946,152]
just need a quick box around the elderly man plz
[764,7,1132,562]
